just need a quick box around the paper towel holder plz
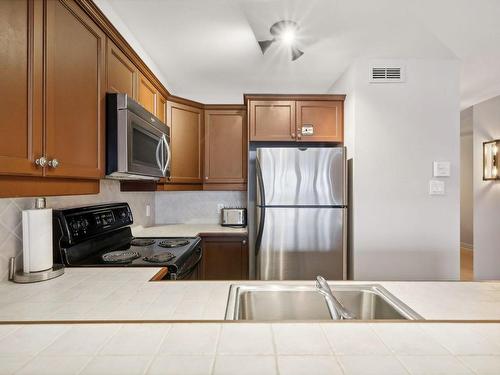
[8,257,64,283]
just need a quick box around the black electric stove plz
[52,203,202,279]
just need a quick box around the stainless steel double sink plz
[225,284,422,320]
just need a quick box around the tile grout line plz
[318,323,346,374]
[319,323,346,374]
[75,355,94,375]
[269,323,280,375]
[210,323,222,375]
[343,323,412,374]
[269,324,280,375]
[12,325,72,374]
[367,323,398,356]
[92,323,124,358]
[454,355,482,375]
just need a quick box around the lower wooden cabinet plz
[200,235,248,280]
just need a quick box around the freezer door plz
[256,147,345,206]
[256,207,345,280]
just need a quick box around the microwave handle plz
[155,137,163,172]
[162,134,171,176]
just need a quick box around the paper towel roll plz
[22,208,53,273]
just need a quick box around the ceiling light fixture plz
[258,20,304,61]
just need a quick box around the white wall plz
[472,95,500,280]
[331,58,461,280]
[460,108,474,248]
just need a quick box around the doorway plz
[460,108,473,280]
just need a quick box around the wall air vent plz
[369,66,405,83]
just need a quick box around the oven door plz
[127,110,170,178]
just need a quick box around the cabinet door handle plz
[35,156,47,168]
[48,158,59,168]
[242,240,247,245]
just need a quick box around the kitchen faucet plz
[316,276,355,320]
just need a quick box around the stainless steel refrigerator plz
[251,147,346,280]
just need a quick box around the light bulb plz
[281,29,295,45]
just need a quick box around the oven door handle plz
[155,137,163,172]
[177,247,202,280]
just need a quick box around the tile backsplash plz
[155,191,246,224]
[0,179,155,281]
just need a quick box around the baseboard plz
[461,242,473,250]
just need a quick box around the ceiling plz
[99,0,500,107]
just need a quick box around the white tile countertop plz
[0,322,500,374]
[131,224,247,238]
[1,268,500,321]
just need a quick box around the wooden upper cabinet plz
[296,100,343,142]
[157,93,166,123]
[247,96,345,143]
[106,38,137,98]
[167,101,203,183]
[44,0,105,179]
[204,108,247,185]
[138,73,157,114]
[249,100,295,141]
[0,0,43,176]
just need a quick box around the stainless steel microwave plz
[106,93,170,180]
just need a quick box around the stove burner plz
[158,239,190,248]
[143,252,176,263]
[102,250,140,264]
[130,238,155,247]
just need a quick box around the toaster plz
[221,208,247,227]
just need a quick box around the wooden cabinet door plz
[201,236,248,280]
[167,101,203,183]
[156,93,166,123]
[106,38,137,98]
[204,109,246,184]
[249,100,295,141]
[138,73,156,114]
[0,0,43,176]
[44,0,105,179]
[296,100,343,142]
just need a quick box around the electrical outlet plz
[146,204,151,217]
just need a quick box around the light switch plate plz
[429,180,445,195]
[433,161,451,177]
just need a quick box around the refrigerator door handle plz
[255,206,265,256]
[255,159,266,256]
[256,158,265,206]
